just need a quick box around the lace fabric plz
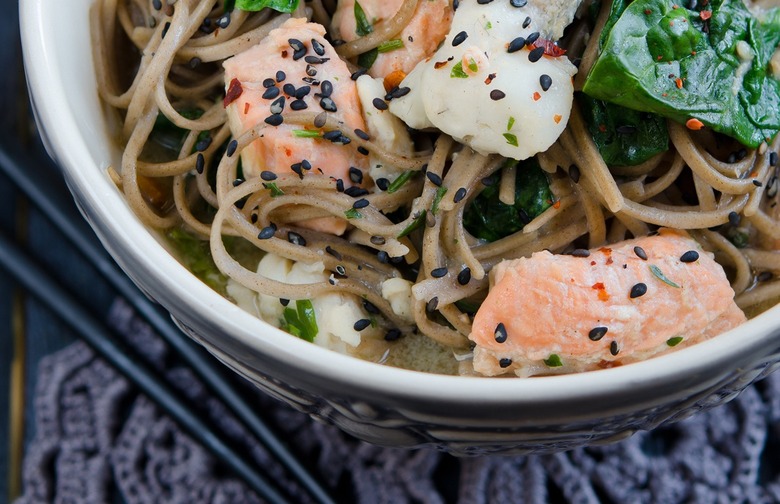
[16,298,780,503]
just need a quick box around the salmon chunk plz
[469,230,747,377]
[223,18,368,235]
[332,0,453,78]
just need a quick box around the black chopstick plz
[0,228,290,504]
[0,145,336,504]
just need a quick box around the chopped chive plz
[387,170,414,193]
[649,264,680,288]
[353,0,373,36]
[503,133,519,147]
[263,182,284,197]
[543,354,563,367]
[397,210,427,238]
[507,116,516,130]
[292,129,321,138]
[377,39,404,53]
[466,58,479,73]
[344,208,363,219]
[431,186,448,215]
[666,336,684,347]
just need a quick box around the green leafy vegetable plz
[224,0,236,11]
[354,0,373,36]
[151,108,204,152]
[503,133,519,147]
[387,170,415,193]
[578,94,669,166]
[649,264,681,288]
[666,336,684,347]
[282,300,319,342]
[463,159,553,242]
[166,228,227,294]
[344,208,363,219]
[235,0,299,13]
[450,62,469,79]
[544,354,563,367]
[263,182,285,197]
[583,0,780,147]
[357,49,379,69]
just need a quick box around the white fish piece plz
[389,0,582,160]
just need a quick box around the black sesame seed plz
[226,140,238,157]
[490,89,506,101]
[770,151,778,166]
[349,166,363,184]
[216,14,230,29]
[431,267,448,278]
[257,225,276,240]
[568,164,581,183]
[152,0,162,9]
[507,37,526,53]
[264,114,283,126]
[452,31,468,46]
[345,186,369,198]
[728,211,741,227]
[295,86,311,99]
[320,97,337,112]
[633,246,648,261]
[522,15,531,27]
[477,0,493,4]
[570,249,591,258]
[511,0,528,7]
[540,74,552,91]
[305,65,317,77]
[311,38,326,56]
[386,86,411,100]
[426,297,439,312]
[525,32,540,46]
[630,283,647,299]
[354,128,370,141]
[161,22,171,39]
[385,329,402,341]
[454,187,467,203]
[280,298,290,307]
[282,83,296,96]
[753,179,763,187]
[263,78,276,88]
[453,0,459,9]
[188,57,202,69]
[457,267,471,285]
[377,250,389,263]
[494,322,508,343]
[287,231,306,246]
[290,99,308,111]
[270,96,285,114]
[313,112,327,128]
[680,250,700,263]
[335,264,347,276]
[616,125,638,135]
[426,171,443,186]
[320,80,333,97]
[357,146,370,156]
[305,56,329,64]
[353,319,371,331]
[758,271,774,282]
[589,326,608,341]
[353,198,370,209]
[290,163,304,178]
[262,86,280,100]
[301,159,312,171]
[195,136,212,152]
[370,235,386,246]
[335,179,345,192]
[372,98,389,110]
[261,170,277,181]
[325,245,342,260]
[376,178,390,191]
[499,358,512,368]
[610,341,620,356]
[322,130,343,141]
[528,46,545,62]
[195,153,205,174]
[351,68,368,80]
[288,38,304,52]
[275,70,286,82]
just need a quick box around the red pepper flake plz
[644,8,652,14]
[553,199,561,209]
[657,55,664,61]
[591,261,597,266]
[484,73,497,85]
[533,39,566,57]
[606,257,614,265]
[281,50,289,58]
[686,118,704,130]
[553,114,562,124]
[243,102,250,115]
[434,60,449,69]
[223,78,243,107]
[700,10,712,20]
[691,51,697,56]
[599,247,612,256]
[533,92,542,101]
[284,147,292,157]
[672,4,679,9]
[598,123,607,133]
[592,282,610,302]
[675,77,684,89]
[662,92,668,97]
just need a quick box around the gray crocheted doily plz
[16,298,780,503]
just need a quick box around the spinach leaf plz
[583,0,780,148]
[282,300,319,342]
[151,108,204,152]
[235,0,299,12]
[166,228,228,295]
[578,93,669,165]
[463,159,553,242]
[354,0,373,36]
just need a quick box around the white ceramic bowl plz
[21,0,780,455]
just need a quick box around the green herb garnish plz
[544,354,563,367]
[398,210,427,238]
[354,0,373,36]
[386,170,414,193]
[292,129,321,138]
[377,39,404,53]
[344,208,363,219]
[235,0,299,13]
[649,264,680,288]
[450,61,469,79]
[282,299,319,342]
[431,186,448,215]
[357,49,378,69]
[166,228,227,294]
[263,182,285,197]
[503,133,519,147]
[666,336,684,347]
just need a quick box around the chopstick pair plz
[0,144,336,504]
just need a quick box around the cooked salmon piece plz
[223,18,368,235]
[469,229,747,377]
[331,0,453,78]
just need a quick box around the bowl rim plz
[20,0,780,409]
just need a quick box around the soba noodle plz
[91,0,780,374]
